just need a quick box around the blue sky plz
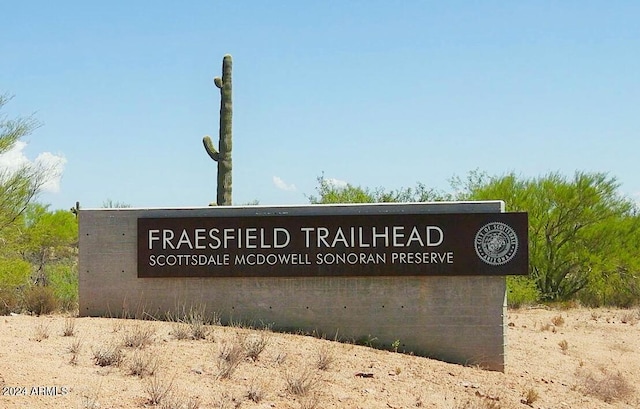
[2,1,639,209]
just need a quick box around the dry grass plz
[23,286,58,316]
[539,322,556,333]
[284,366,320,396]
[67,338,82,365]
[523,388,539,405]
[121,322,155,348]
[3,309,640,408]
[170,321,191,340]
[551,315,565,326]
[558,339,569,354]
[298,394,320,409]
[91,342,123,367]
[314,344,334,370]
[32,322,50,342]
[62,317,76,336]
[212,391,241,409]
[579,368,634,403]
[80,387,101,409]
[144,371,176,405]
[620,310,639,325]
[216,340,244,379]
[126,349,159,377]
[456,397,501,409]
[0,287,19,315]
[185,307,210,340]
[160,394,201,409]
[243,332,269,361]
[168,305,213,340]
[274,351,288,365]
[244,380,264,403]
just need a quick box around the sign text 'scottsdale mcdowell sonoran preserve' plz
[80,201,528,371]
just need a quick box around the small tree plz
[308,175,450,204]
[17,203,78,286]
[102,199,131,208]
[0,94,51,233]
[457,171,638,302]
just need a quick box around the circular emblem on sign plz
[474,222,518,266]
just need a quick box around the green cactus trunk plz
[203,54,233,206]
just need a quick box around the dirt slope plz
[1,307,638,408]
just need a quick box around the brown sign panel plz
[137,212,528,278]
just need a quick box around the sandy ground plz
[1,307,639,409]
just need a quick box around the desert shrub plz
[523,388,538,405]
[62,317,76,336]
[23,285,58,315]
[80,389,100,409]
[32,322,50,341]
[245,380,263,403]
[186,308,210,340]
[67,338,82,365]
[47,264,78,311]
[92,343,123,366]
[0,258,31,288]
[170,322,191,340]
[0,287,19,315]
[160,394,201,409]
[578,269,640,308]
[579,369,633,403]
[216,341,244,379]
[314,345,334,370]
[0,258,31,315]
[213,391,241,409]
[168,304,212,340]
[243,333,269,361]
[121,323,155,348]
[285,366,320,396]
[620,310,639,325]
[127,350,159,377]
[507,276,539,308]
[144,372,175,405]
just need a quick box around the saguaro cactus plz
[203,54,233,206]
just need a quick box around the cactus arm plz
[202,135,219,161]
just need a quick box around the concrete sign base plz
[79,202,513,371]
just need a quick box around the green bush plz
[23,286,58,315]
[507,276,540,308]
[47,264,78,311]
[578,268,640,308]
[0,257,31,288]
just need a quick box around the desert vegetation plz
[311,172,640,308]
[1,307,639,408]
[2,93,640,407]
[3,95,640,317]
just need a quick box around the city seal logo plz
[474,222,518,266]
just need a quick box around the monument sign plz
[79,201,527,371]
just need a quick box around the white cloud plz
[0,141,67,193]
[0,141,29,173]
[35,152,67,193]
[272,176,296,191]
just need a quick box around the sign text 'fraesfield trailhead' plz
[137,212,528,278]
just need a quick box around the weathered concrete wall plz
[79,202,507,370]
